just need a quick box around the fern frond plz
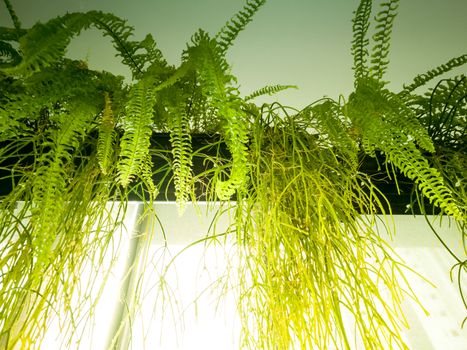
[369,0,399,81]
[244,84,297,101]
[91,13,167,79]
[215,104,250,200]
[3,11,166,79]
[139,153,158,199]
[152,62,190,93]
[169,106,193,213]
[387,140,463,220]
[186,30,249,199]
[347,79,462,220]
[0,40,21,67]
[97,92,116,175]
[301,99,358,162]
[4,13,94,76]
[400,54,467,97]
[118,80,155,187]
[32,110,94,264]
[215,0,266,54]
[351,0,372,80]
[381,88,435,152]
[3,0,22,30]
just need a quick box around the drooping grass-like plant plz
[231,103,423,349]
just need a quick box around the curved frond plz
[400,54,467,97]
[351,0,372,80]
[91,14,166,79]
[3,11,166,79]
[347,79,462,220]
[186,30,250,199]
[369,0,399,81]
[301,99,358,163]
[215,0,266,54]
[117,80,155,187]
[244,84,297,101]
[4,13,94,75]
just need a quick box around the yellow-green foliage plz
[32,109,94,265]
[236,107,419,349]
[346,78,463,220]
[117,80,156,187]
[97,92,116,175]
[169,103,193,212]
[185,30,250,200]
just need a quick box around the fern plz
[369,0,399,81]
[301,99,358,163]
[186,30,249,199]
[32,110,94,264]
[4,13,94,75]
[244,84,297,101]
[351,0,372,80]
[215,103,250,200]
[387,138,462,219]
[97,92,116,175]
[216,0,266,54]
[169,104,193,213]
[400,54,467,97]
[117,79,155,187]
[90,13,166,79]
[3,0,21,31]
[139,153,158,199]
[2,11,166,79]
[347,78,463,220]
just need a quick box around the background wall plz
[2,0,466,108]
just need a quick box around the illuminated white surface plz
[38,205,467,349]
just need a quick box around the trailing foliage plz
[168,102,193,213]
[236,107,421,349]
[117,79,156,187]
[185,29,250,200]
[97,92,117,175]
[0,0,466,348]
[346,78,463,220]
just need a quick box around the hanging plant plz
[0,0,465,349]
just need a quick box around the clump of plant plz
[233,103,421,348]
[0,0,465,348]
